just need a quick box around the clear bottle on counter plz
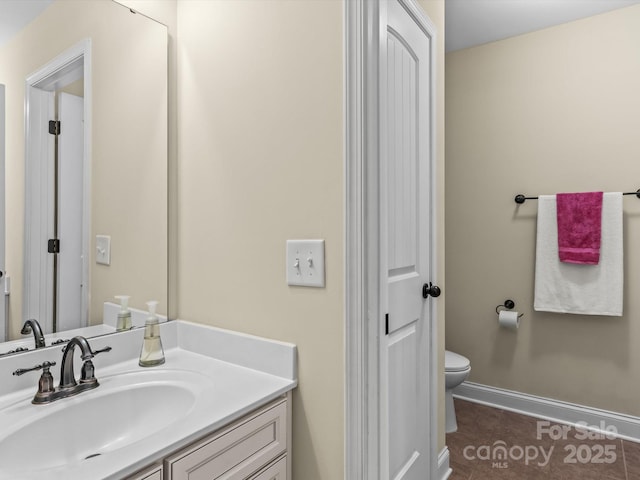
[114,295,132,331]
[139,300,165,367]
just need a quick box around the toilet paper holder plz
[495,299,523,317]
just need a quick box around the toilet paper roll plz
[498,310,520,330]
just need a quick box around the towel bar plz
[514,189,640,204]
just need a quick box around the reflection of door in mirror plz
[0,84,5,341]
[57,92,84,332]
[24,44,89,335]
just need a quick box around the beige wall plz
[62,0,445,476]
[0,0,168,336]
[175,1,343,478]
[446,5,640,415]
[417,0,446,452]
[171,0,446,474]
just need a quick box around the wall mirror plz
[0,0,168,354]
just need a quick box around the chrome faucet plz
[12,336,111,404]
[59,336,111,390]
[21,319,46,349]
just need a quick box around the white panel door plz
[24,87,56,332]
[57,92,85,330]
[0,85,5,340]
[380,1,434,479]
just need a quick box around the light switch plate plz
[96,235,111,265]
[286,239,325,287]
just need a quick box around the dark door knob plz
[422,282,441,299]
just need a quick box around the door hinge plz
[48,120,60,135]
[385,313,389,335]
[48,239,60,254]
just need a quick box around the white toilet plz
[445,350,471,433]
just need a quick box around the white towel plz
[534,192,623,316]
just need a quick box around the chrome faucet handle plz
[13,361,57,404]
[61,344,111,358]
[12,360,57,377]
[92,346,112,356]
[79,346,111,383]
[80,359,96,383]
[6,346,30,355]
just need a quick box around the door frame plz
[345,0,439,478]
[0,85,5,341]
[24,39,91,330]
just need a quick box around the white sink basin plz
[0,368,209,473]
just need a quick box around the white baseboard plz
[454,381,640,442]
[437,446,452,480]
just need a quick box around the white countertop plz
[0,320,297,479]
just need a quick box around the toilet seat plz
[445,350,470,372]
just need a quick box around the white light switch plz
[96,235,111,265]
[287,239,325,287]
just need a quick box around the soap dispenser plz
[139,301,165,367]
[114,295,132,331]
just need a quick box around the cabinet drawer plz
[166,398,287,479]
[126,463,163,480]
[250,455,287,480]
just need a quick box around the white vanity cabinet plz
[127,464,163,480]
[249,456,287,479]
[127,394,290,480]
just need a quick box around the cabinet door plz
[166,398,287,480]
[250,456,287,480]
[126,463,163,480]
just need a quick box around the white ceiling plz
[2,1,639,54]
[445,0,640,52]
[0,0,52,48]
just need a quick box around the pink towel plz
[556,191,603,265]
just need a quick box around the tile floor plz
[446,399,640,480]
